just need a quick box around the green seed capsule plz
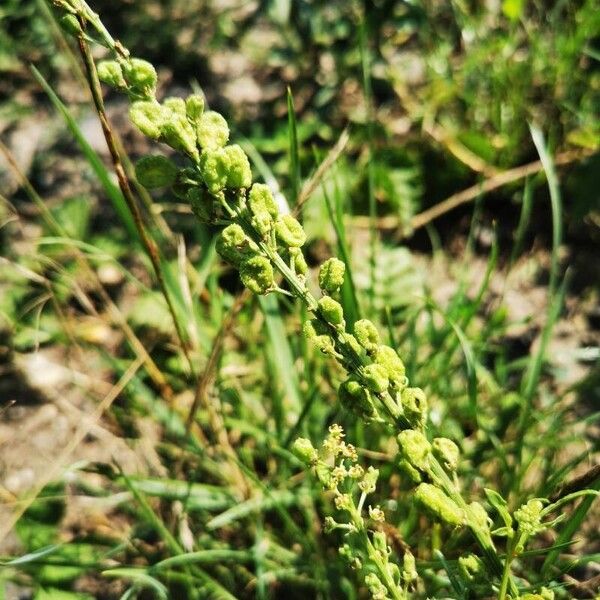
[122,58,157,94]
[402,550,418,584]
[223,144,252,189]
[292,437,318,464]
[188,187,215,223]
[97,60,126,88]
[129,101,165,139]
[196,111,229,149]
[318,258,345,293]
[414,483,465,527]
[432,437,460,472]
[398,458,422,483]
[373,345,406,385]
[185,94,205,122]
[275,214,306,248]
[318,296,344,326]
[240,256,274,294]
[353,319,380,353]
[163,97,187,117]
[216,223,248,265]
[134,155,178,189]
[199,148,231,193]
[400,387,428,429]
[289,247,308,275]
[397,429,431,471]
[248,184,279,219]
[161,112,199,160]
[338,377,376,419]
[59,14,82,36]
[362,363,389,393]
[458,554,483,582]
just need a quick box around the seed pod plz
[353,319,380,353]
[188,187,216,223]
[163,97,187,117]
[318,296,344,326]
[338,377,377,419]
[216,223,248,265]
[414,483,465,527]
[398,458,422,484]
[275,214,306,248]
[372,531,388,555]
[185,94,205,122]
[363,363,389,393]
[399,387,428,429]
[196,111,229,149]
[97,60,126,88]
[59,14,82,36]
[373,345,406,386]
[402,550,418,584]
[223,144,252,189]
[318,258,345,294]
[397,429,431,471]
[292,437,318,464]
[458,554,483,582]
[199,148,231,193]
[240,256,274,294]
[289,247,308,275]
[129,101,165,139]
[122,58,157,94]
[134,155,177,189]
[432,437,460,472]
[161,112,199,160]
[248,184,279,219]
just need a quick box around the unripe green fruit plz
[223,144,252,189]
[397,429,431,471]
[289,247,308,275]
[161,112,199,160]
[188,187,215,223]
[353,319,380,353]
[318,258,345,293]
[432,437,460,472]
[275,215,306,248]
[97,60,126,88]
[199,148,231,193]
[240,256,274,294]
[249,184,279,219]
[196,111,229,149]
[414,483,465,527]
[185,94,205,122]
[163,97,187,117]
[129,101,165,139]
[318,296,344,326]
[122,58,157,94]
[362,363,389,393]
[400,387,428,428]
[373,345,406,385]
[292,437,318,464]
[134,155,178,189]
[216,223,248,265]
[338,377,376,418]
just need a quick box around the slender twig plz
[75,27,195,377]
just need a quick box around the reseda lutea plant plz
[52,2,597,597]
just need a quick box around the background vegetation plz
[0,0,598,598]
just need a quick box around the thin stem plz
[76,26,195,377]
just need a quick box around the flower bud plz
[223,144,252,189]
[216,223,248,265]
[362,363,389,393]
[129,101,165,139]
[400,387,428,429]
[372,530,388,555]
[134,155,177,189]
[185,94,205,122]
[353,319,380,353]
[514,499,545,536]
[318,258,345,294]
[318,296,344,326]
[359,466,379,494]
[397,429,431,471]
[240,256,274,294]
[248,184,279,219]
[432,437,460,472]
[414,483,465,527]
[97,60,126,88]
[275,214,306,248]
[199,148,231,193]
[161,112,199,160]
[122,58,157,95]
[373,345,406,386]
[196,111,229,149]
[292,437,318,464]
